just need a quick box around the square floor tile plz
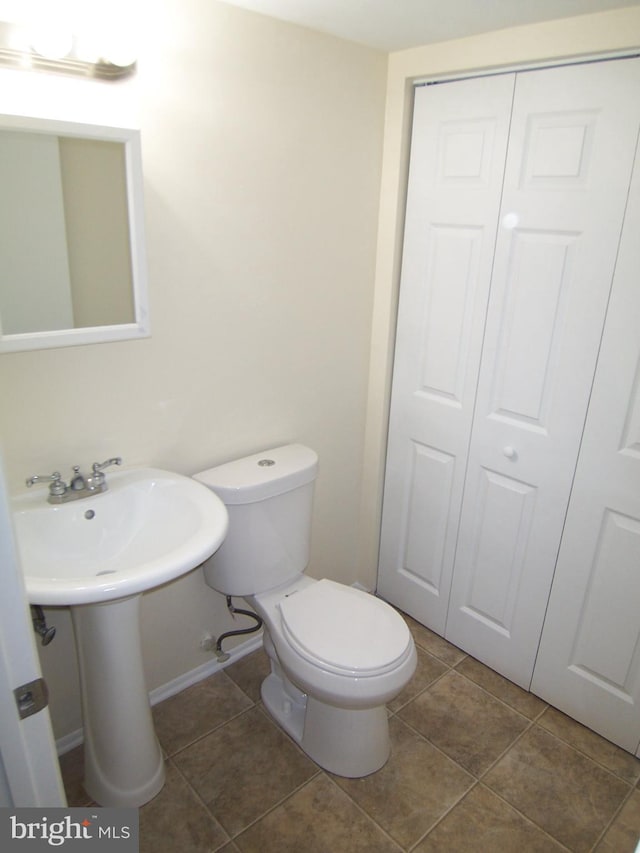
[388,647,448,712]
[153,671,252,755]
[398,670,529,776]
[596,789,640,851]
[414,783,565,852]
[174,706,318,836]
[332,716,473,849]
[139,761,229,853]
[224,648,270,704]
[235,774,401,853]
[484,725,631,851]
[455,655,547,719]
[538,706,640,784]
[402,616,466,667]
[58,640,640,852]
[58,745,93,807]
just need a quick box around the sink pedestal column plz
[71,595,165,807]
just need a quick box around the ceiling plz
[221,0,640,52]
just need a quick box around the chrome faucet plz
[26,457,122,504]
[69,465,88,491]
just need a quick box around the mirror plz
[0,115,149,353]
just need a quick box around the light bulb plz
[30,26,73,59]
[102,37,136,68]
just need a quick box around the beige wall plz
[3,0,640,743]
[358,5,640,590]
[0,0,386,739]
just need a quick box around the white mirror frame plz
[0,115,150,354]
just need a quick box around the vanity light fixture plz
[0,19,136,79]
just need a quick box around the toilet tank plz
[194,444,318,596]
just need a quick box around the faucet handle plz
[92,457,122,474]
[25,472,66,496]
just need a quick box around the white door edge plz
[0,447,66,806]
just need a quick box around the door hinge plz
[14,677,49,720]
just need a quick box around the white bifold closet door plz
[530,131,640,753]
[378,58,640,689]
[377,73,515,635]
[444,59,640,687]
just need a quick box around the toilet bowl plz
[195,444,416,777]
[250,575,416,776]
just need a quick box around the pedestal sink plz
[12,467,228,808]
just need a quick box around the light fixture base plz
[0,21,136,81]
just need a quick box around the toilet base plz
[261,671,306,742]
[261,670,390,778]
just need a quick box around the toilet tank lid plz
[193,444,318,504]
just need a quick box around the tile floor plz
[60,615,640,852]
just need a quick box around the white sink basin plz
[11,465,228,808]
[13,467,228,605]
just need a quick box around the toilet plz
[194,444,416,777]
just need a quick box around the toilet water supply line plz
[214,596,263,662]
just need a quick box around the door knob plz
[503,446,517,460]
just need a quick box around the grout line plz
[62,643,640,851]
[401,638,549,726]
[445,667,542,726]
[534,712,640,786]
[477,720,635,851]
[329,632,638,851]
[471,715,579,847]
[162,701,260,760]
[588,783,638,852]
[320,773,405,852]
[165,755,233,850]
[404,779,573,853]
[474,782,574,853]
[475,715,538,782]
[229,770,323,843]
[406,781,480,853]
[522,719,638,787]
[166,689,324,844]
[390,710,475,774]
[389,660,454,713]
[391,671,581,850]
[395,615,640,791]
[410,638,468,669]
[56,637,265,758]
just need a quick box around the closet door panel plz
[399,442,455,595]
[458,467,536,637]
[377,75,515,630]
[445,59,640,686]
[488,230,576,425]
[531,134,640,751]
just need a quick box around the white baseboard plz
[56,728,85,757]
[56,633,264,756]
[149,634,263,705]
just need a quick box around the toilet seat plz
[278,579,412,677]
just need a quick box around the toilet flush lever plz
[503,446,518,460]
